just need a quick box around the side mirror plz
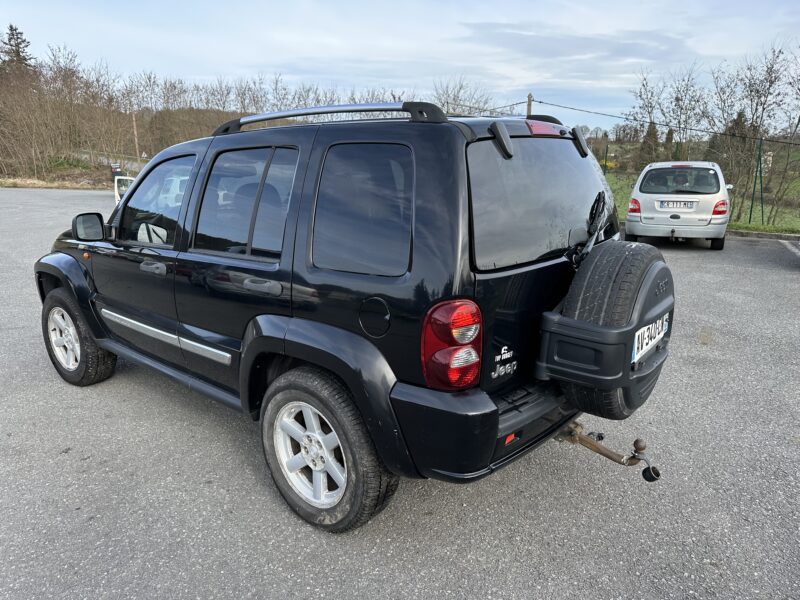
[72,213,105,241]
[726,184,734,190]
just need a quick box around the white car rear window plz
[640,167,720,195]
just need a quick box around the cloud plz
[456,21,705,90]
[4,0,800,129]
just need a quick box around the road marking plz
[780,240,800,259]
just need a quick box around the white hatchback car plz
[625,162,731,250]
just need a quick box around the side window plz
[194,149,269,254]
[119,155,195,245]
[251,148,299,256]
[313,144,413,276]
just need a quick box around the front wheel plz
[41,288,116,386]
[261,367,398,532]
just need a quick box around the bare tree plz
[626,70,664,140]
[432,76,494,115]
[657,64,706,160]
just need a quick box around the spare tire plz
[560,240,671,420]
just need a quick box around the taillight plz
[712,200,728,215]
[628,198,641,215]
[421,300,482,391]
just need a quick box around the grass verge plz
[0,177,108,190]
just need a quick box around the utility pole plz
[132,110,140,162]
[526,93,533,117]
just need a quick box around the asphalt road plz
[1,188,798,600]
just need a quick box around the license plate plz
[632,313,669,363]
[660,200,694,209]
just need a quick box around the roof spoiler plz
[527,114,563,125]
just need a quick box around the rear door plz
[173,127,315,390]
[636,165,725,226]
[468,130,615,393]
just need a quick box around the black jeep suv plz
[35,102,675,531]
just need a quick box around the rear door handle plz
[140,260,167,276]
[243,277,282,296]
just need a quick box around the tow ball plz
[555,421,661,482]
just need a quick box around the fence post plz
[603,144,609,174]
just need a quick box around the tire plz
[710,236,725,250]
[261,366,399,532]
[625,233,638,242]
[561,240,664,420]
[41,288,117,386]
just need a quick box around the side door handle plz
[243,277,282,296]
[140,260,167,276]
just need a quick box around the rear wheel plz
[561,240,665,420]
[261,366,398,532]
[41,288,116,386]
[625,232,638,242]
[710,236,725,250]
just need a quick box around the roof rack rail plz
[213,101,447,135]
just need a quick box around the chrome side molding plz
[100,308,232,366]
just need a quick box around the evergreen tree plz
[636,121,659,169]
[0,24,35,73]
[663,128,674,161]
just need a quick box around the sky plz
[2,0,798,128]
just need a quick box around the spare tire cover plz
[560,240,673,420]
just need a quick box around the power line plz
[530,97,800,147]
[437,95,800,146]
[444,100,527,115]
[488,100,528,112]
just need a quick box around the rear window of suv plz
[468,137,605,271]
[639,167,720,195]
[313,143,413,276]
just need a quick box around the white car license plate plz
[660,200,694,209]
[632,313,669,363]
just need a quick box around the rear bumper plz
[390,381,577,482]
[626,218,728,239]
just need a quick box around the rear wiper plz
[673,189,703,194]
[564,191,609,268]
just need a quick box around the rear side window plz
[313,143,413,276]
[468,137,605,270]
[639,167,720,195]
[194,149,269,253]
[251,148,299,256]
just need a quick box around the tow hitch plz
[556,421,661,482]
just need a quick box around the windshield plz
[468,136,606,270]
[639,167,720,195]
